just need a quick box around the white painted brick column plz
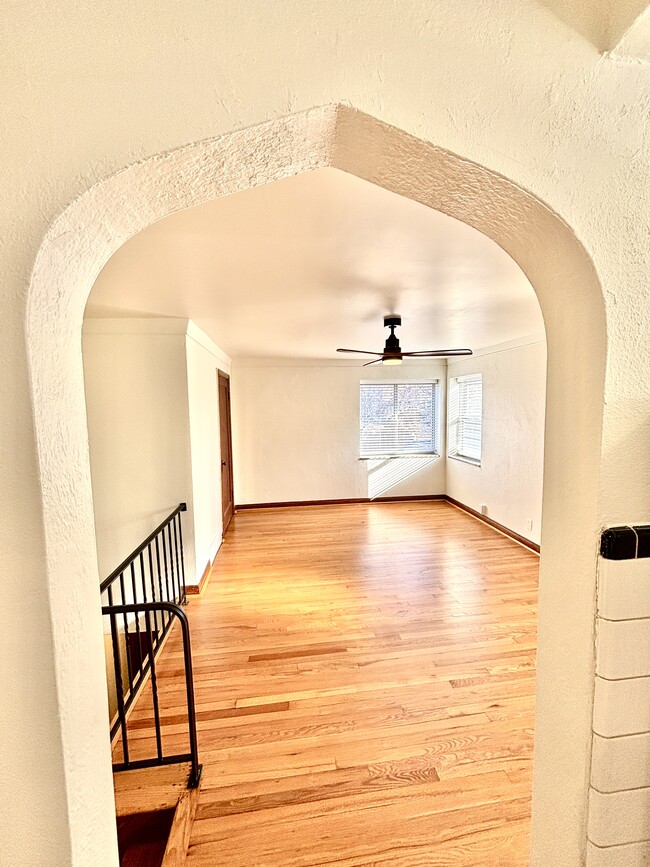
[588,557,650,865]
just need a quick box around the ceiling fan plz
[337,315,473,366]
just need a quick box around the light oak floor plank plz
[118,501,538,865]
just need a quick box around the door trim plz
[218,370,234,534]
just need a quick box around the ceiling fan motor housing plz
[383,314,402,354]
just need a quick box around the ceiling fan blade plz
[362,358,384,367]
[401,349,473,357]
[336,348,383,356]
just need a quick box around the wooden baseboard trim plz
[445,496,540,554]
[235,494,446,510]
[186,557,213,596]
[234,494,540,554]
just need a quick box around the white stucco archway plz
[26,104,605,865]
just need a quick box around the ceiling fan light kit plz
[336,314,472,366]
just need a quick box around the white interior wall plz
[185,321,231,577]
[232,360,448,505]
[83,318,230,588]
[232,339,546,546]
[446,336,547,545]
[83,320,196,581]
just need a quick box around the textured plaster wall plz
[21,105,606,867]
[232,360,447,505]
[446,338,547,546]
[3,4,650,866]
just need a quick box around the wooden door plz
[218,371,234,533]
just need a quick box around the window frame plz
[358,379,440,460]
[447,373,483,467]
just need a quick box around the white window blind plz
[359,382,439,457]
[448,373,482,462]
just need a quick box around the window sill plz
[447,453,481,467]
[359,453,440,461]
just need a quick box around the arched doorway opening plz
[26,104,605,865]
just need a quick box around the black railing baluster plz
[101,504,199,789]
[144,607,163,762]
[102,600,202,789]
[108,585,129,766]
[176,604,201,788]
[161,528,172,605]
[177,507,188,603]
[130,561,142,683]
[139,551,149,679]
[154,536,167,630]
[167,522,178,604]
[139,551,147,605]
[118,571,134,693]
[99,502,189,595]
[147,543,161,647]
[171,516,181,603]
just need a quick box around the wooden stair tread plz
[114,764,192,816]
[115,767,201,867]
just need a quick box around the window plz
[448,373,482,464]
[359,381,439,457]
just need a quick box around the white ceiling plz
[86,168,544,360]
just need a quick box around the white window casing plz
[359,381,439,458]
[448,373,482,464]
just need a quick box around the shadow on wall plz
[366,457,436,499]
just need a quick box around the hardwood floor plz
[125,501,538,866]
